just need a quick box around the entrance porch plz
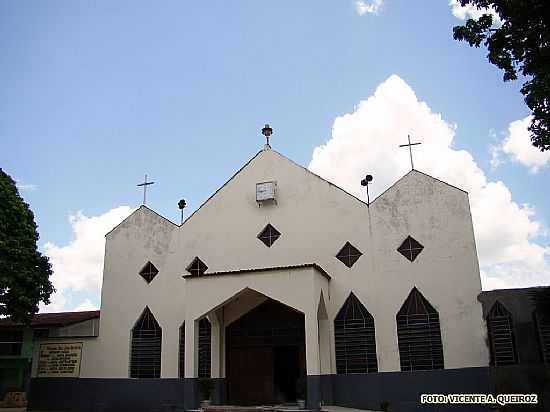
[182,264,332,410]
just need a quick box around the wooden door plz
[227,346,273,405]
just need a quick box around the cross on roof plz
[137,174,155,205]
[399,134,422,170]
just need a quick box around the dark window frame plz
[179,322,185,378]
[397,236,424,262]
[396,287,444,371]
[487,301,518,366]
[139,261,159,284]
[534,311,550,364]
[198,318,211,378]
[186,257,208,276]
[0,329,23,356]
[130,307,162,378]
[334,292,378,374]
[336,242,363,268]
[257,223,281,248]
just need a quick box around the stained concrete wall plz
[31,148,489,380]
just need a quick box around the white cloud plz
[41,206,135,312]
[492,116,550,173]
[355,0,383,16]
[73,299,99,312]
[449,0,502,24]
[309,74,550,290]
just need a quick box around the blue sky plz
[1,1,548,311]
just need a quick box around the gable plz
[371,169,469,214]
[106,205,177,239]
[181,148,368,229]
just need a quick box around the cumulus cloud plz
[492,116,550,173]
[309,74,550,290]
[449,0,502,25]
[355,0,383,16]
[41,206,135,312]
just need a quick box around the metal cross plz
[137,174,155,205]
[399,134,422,170]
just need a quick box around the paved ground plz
[1,405,380,412]
[323,405,379,412]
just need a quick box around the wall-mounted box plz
[256,181,277,204]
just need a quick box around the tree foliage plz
[0,169,54,323]
[453,0,550,151]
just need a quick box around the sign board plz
[37,342,83,377]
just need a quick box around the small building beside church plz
[0,310,99,399]
[26,145,510,411]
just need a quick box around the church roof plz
[105,148,469,237]
[0,310,100,328]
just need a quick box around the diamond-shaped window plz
[139,261,159,284]
[186,257,208,276]
[257,223,281,248]
[336,242,362,268]
[397,236,424,262]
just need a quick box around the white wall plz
[58,148,488,379]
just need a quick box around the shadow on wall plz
[28,378,188,412]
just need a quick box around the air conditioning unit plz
[256,181,277,205]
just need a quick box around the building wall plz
[479,287,546,365]
[32,148,489,380]
[49,319,100,338]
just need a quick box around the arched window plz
[130,307,162,378]
[487,301,517,365]
[198,318,211,378]
[178,322,185,378]
[335,293,378,374]
[397,287,444,371]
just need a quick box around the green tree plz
[452,0,550,151]
[0,169,54,323]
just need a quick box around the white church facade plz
[28,146,493,412]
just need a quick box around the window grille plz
[335,293,378,374]
[0,330,23,356]
[198,318,211,378]
[397,236,424,262]
[139,261,159,283]
[179,323,185,378]
[535,312,550,364]
[487,301,517,366]
[257,223,281,247]
[397,287,444,371]
[336,242,362,268]
[130,307,162,378]
[186,257,208,276]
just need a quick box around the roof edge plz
[178,150,264,228]
[182,263,331,280]
[370,168,468,206]
[105,205,177,238]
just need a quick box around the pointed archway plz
[226,298,306,405]
[130,307,162,378]
[334,292,378,374]
[396,287,444,371]
[487,301,517,365]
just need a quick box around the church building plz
[27,139,493,412]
